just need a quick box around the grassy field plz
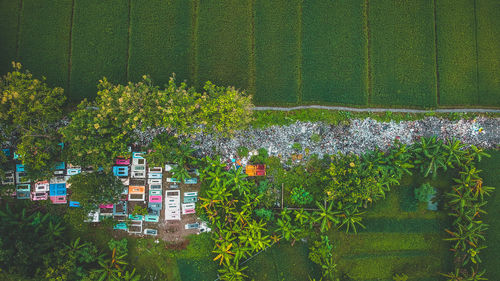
[196,0,253,92]
[128,0,192,87]
[330,183,451,280]
[436,0,478,106]
[69,0,129,100]
[301,0,367,105]
[18,0,72,89]
[1,0,500,107]
[0,0,19,75]
[369,0,437,108]
[479,151,500,279]
[246,242,320,281]
[476,1,500,107]
[254,0,300,104]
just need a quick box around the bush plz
[310,133,321,143]
[292,142,302,151]
[290,186,313,206]
[255,208,273,221]
[414,183,436,203]
[250,148,269,164]
[237,146,249,158]
[108,238,128,256]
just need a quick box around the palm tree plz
[464,268,487,281]
[96,248,128,281]
[337,208,366,234]
[213,242,235,266]
[412,137,448,178]
[218,262,248,281]
[443,138,466,168]
[276,217,298,243]
[440,269,461,281]
[122,268,141,281]
[313,202,339,233]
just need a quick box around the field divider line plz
[67,0,75,92]
[433,0,440,106]
[249,0,256,96]
[253,105,500,113]
[473,0,480,105]
[125,0,131,82]
[364,0,372,105]
[191,0,200,86]
[15,0,23,59]
[296,0,303,103]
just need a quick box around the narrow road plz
[254,105,500,113]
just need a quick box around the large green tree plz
[67,171,124,214]
[0,62,66,180]
[61,76,253,168]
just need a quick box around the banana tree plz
[443,138,467,168]
[313,201,340,233]
[96,248,128,281]
[412,137,448,178]
[213,242,235,266]
[337,207,366,234]
[218,262,248,281]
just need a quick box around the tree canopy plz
[0,63,66,180]
[61,76,253,168]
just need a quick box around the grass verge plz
[479,150,500,279]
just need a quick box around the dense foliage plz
[67,171,125,214]
[199,156,272,280]
[0,63,66,180]
[61,76,253,168]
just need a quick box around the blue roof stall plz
[16,164,25,172]
[113,166,129,177]
[49,183,67,196]
[69,201,81,207]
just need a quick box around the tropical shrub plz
[290,186,313,206]
[236,146,249,158]
[67,171,124,214]
[309,235,339,281]
[414,183,436,203]
[0,62,66,180]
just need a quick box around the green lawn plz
[435,0,478,106]
[196,0,253,92]
[369,0,437,108]
[128,0,192,87]
[246,242,320,281]
[69,0,129,100]
[301,0,367,105]
[476,1,500,107]
[18,0,72,89]
[254,0,300,104]
[329,172,453,280]
[479,151,500,279]
[0,0,20,75]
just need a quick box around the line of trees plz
[0,62,253,184]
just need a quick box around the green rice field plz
[0,0,499,107]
